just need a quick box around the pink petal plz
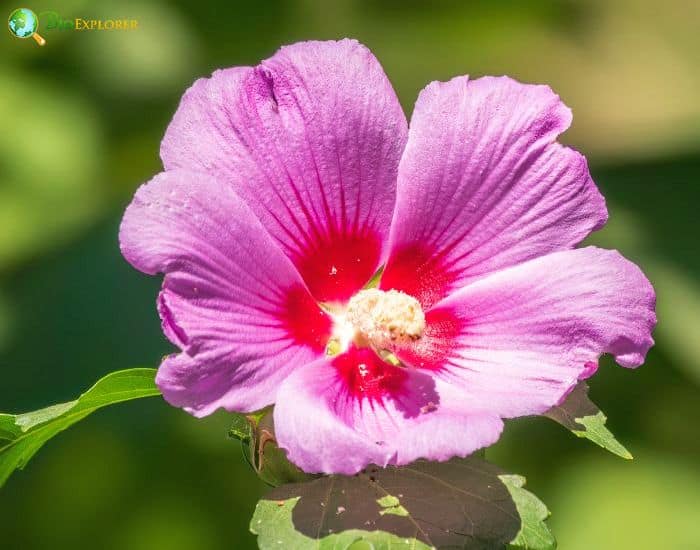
[273,347,503,474]
[161,39,407,303]
[396,247,656,418]
[119,170,331,416]
[381,76,607,308]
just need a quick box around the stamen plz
[346,288,425,350]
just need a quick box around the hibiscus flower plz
[120,39,656,474]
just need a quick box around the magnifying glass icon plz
[8,8,46,46]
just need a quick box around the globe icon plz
[8,8,45,45]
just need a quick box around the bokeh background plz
[2,1,699,548]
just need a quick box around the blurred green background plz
[1,1,699,548]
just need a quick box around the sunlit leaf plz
[501,474,556,549]
[545,381,632,459]
[0,368,160,487]
[251,457,555,549]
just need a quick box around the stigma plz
[327,289,425,355]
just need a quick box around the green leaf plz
[500,474,555,549]
[544,381,632,459]
[251,457,555,549]
[0,368,160,488]
[376,494,409,517]
[252,497,433,550]
[237,410,317,487]
[228,413,254,444]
